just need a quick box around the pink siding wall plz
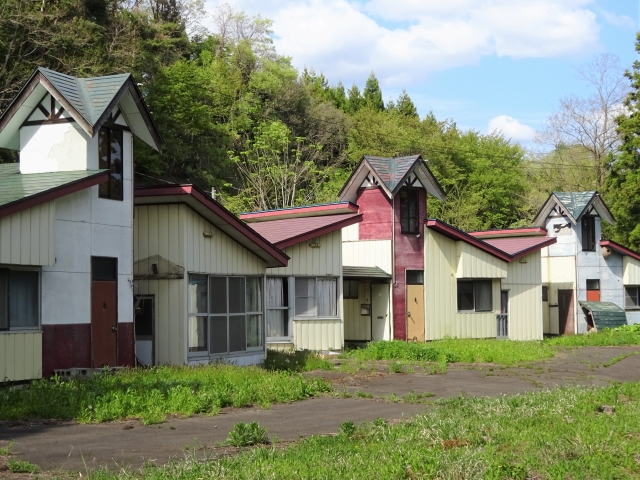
[356,188,392,240]
[392,189,426,340]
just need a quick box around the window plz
[98,127,124,201]
[457,280,493,312]
[625,286,640,309]
[0,268,39,331]
[400,189,419,233]
[406,270,424,285]
[582,216,596,251]
[542,286,548,302]
[187,275,263,356]
[295,277,338,318]
[344,280,359,299]
[266,277,289,338]
[587,279,600,290]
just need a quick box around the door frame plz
[134,295,155,366]
[497,289,509,339]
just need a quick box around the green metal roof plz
[553,191,597,220]
[0,163,106,208]
[579,301,627,331]
[343,266,391,279]
[364,155,421,192]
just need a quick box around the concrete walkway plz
[1,346,639,473]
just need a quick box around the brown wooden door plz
[91,280,118,367]
[406,284,425,342]
[558,289,575,335]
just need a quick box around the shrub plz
[338,421,356,437]
[7,459,38,473]
[226,422,269,447]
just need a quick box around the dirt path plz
[1,346,639,474]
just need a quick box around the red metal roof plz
[240,202,358,222]
[600,240,640,261]
[134,184,289,268]
[426,219,556,262]
[248,213,362,249]
[469,227,547,239]
[482,236,557,259]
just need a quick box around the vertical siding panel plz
[40,204,50,265]
[186,207,194,271]
[30,206,40,265]
[23,334,34,380]
[168,206,180,268]
[5,334,15,381]
[149,206,159,259]
[138,206,150,261]
[10,213,20,264]
[20,210,30,265]
[0,336,5,381]
[158,205,169,265]
[0,215,11,264]
[168,279,180,364]
[34,332,42,378]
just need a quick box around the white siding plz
[344,282,371,341]
[342,240,392,275]
[502,251,543,341]
[342,223,359,242]
[293,319,343,350]
[623,257,640,285]
[268,230,341,276]
[0,332,42,381]
[424,229,501,340]
[456,242,507,279]
[0,203,55,266]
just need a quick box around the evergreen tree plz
[395,89,418,118]
[604,33,640,250]
[363,71,384,111]
[347,84,365,113]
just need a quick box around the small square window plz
[344,280,359,299]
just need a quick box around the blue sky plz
[205,0,638,145]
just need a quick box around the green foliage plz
[86,381,640,479]
[363,72,384,112]
[388,361,404,373]
[0,365,331,425]
[226,422,269,447]
[338,421,357,437]
[7,458,38,473]
[546,325,640,347]
[0,439,14,455]
[263,349,333,372]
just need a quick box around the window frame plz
[400,188,419,234]
[625,286,640,310]
[187,274,264,358]
[0,266,41,333]
[343,279,359,299]
[293,276,340,320]
[581,216,596,252]
[266,276,291,342]
[457,279,493,313]
[98,127,124,201]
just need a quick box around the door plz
[372,283,390,341]
[558,289,575,335]
[406,270,425,342]
[497,290,509,339]
[91,257,118,367]
[134,296,154,366]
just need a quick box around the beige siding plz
[267,342,295,351]
[425,229,501,340]
[456,242,507,279]
[0,203,55,266]
[544,255,576,334]
[342,240,392,274]
[268,230,341,276]
[502,251,543,341]
[344,282,371,341]
[342,223,359,242]
[293,318,342,350]
[0,332,42,381]
[623,257,640,285]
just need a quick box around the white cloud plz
[487,115,536,142]
[598,9,635,29]
[204,0,600,87]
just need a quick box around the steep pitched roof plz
[532,191,615,227]
[0,163,108,219]
[339,155,446,203]
[247,213,362,249]
[0,67,162,151]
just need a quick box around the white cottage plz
[0,67,161,380]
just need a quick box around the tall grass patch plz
[547,324,640,347]
[0,365,331,425]
[344,339,555,365]
[263,349,333,372]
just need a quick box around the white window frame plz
[293,276,340,320]
[266,276,291,343]
[0,265,41,333]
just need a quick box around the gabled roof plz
[532,191,615,227]
[600,240,640,262]
[134,185,288,268]
[469,227,547,239]
[240,202,358,223]
[426,219,557,262]
[0,67,162,151]
[338,155,446,203]
[0,163,108,219]
[247,213,362,249]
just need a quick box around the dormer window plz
[98,128,124,201]
[581,216,596,252]
[400,189,418,234]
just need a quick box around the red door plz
[91,280,118,367]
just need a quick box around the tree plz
[535,54,628,190]
[346,84,365,114]
[604,34,640,250]
[391,89,418,118]
[363,71,384,111]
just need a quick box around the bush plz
[263,349,333,372]
[227,422,269,447]
[546,325,640,347]
[7,459,38,473]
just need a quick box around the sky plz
[203,0,638,147]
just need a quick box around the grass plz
[0,364,331,425]
[7,459,38,474]
[603,352,637,367]
[0,439,14,455]
[263,349,333,372]
[86,381,640,479]
[226,422,270,447]
[547,323,640,347]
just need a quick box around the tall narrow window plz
[98,128,124,201]
[581,216,596,252]
[400,189,419,233]
[266,277,289,338]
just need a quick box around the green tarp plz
[580,301,627,330]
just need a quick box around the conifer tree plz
[363,72,384,111]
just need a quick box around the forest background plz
[1,0,639,248]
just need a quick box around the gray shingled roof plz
[343,266,391,278]
[364,155,421,192]
[553,191,597,220]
